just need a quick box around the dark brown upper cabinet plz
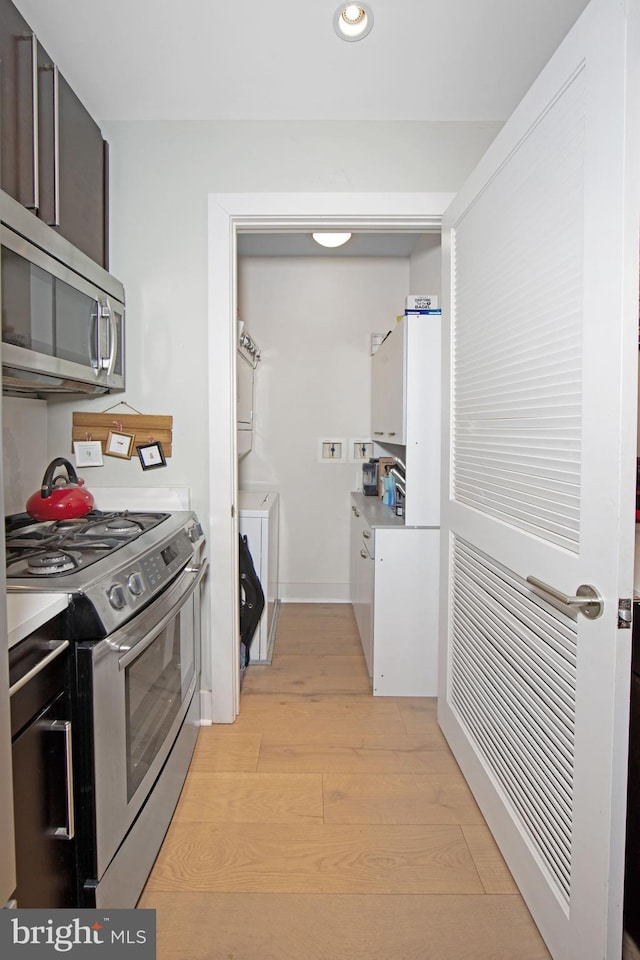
[0,0,109,268]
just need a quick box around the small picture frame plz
[136,441,167,471]
[73,440,104,468]
[105,430,135,459]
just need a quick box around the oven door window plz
[124,604,195,801]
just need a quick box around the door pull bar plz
[526,576,604,620]
[48,720,75,840]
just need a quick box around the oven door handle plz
[117,558,209,671]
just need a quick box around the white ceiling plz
[13,0,590,126]
[11,0,590,258]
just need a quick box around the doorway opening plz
[206,192,452,725]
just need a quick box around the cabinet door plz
[12,692,76,907]
[0,0,108,267]
[349,502,362,607]
[52,73,107,267]
[237,352,254,427]
[237,352,254,457]
[356,536,374,677]
[0,0,39,208]
[373,528,439,696]
[371,322,406,443]
[370,347,388,442]
[350,505,374,676]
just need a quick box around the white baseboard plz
[198,689,213,725]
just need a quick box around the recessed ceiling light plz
[312,232,352,248]
[334,4,374,42]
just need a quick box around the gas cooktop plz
[5,510,169,579]
[5,509,205,638]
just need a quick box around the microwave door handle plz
[108,309,119,375]
[94,298,112,373]
[93,300,102,372]
[95,298,115,373]
[103,298,118,374]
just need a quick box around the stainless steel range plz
[6,508,208,908]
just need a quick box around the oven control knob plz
[188,522,203,543]
[108,584,128,610]
[127,573,144,597]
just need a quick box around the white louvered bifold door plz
[438,1,640,958]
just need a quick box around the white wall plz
[45,119,499,535]
[41,118,500,694]
[409,234,442,293]
[238,255,409,601]
[3,398,48,515]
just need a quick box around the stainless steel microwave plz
[0,191,125,397]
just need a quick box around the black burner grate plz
[5,510,169,578]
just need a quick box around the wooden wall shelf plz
[72,412,173,458]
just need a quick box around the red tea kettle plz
[26,457,95,521]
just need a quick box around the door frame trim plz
[206,191,453,722]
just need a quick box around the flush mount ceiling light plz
[312,232,352,248]
[333,3,374,42]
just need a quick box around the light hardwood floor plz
[139,603,551,959]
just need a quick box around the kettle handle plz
[40,458,80,499]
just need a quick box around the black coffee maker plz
[362,459,378,496]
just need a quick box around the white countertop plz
[6,593,70,649]
[351,492,406,528]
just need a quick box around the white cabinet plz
[238,490,280,663]
[350,494,439,696]
[237,350,254,458]
[371,325,406,442]
[371,314,441,528]
[350,502,374,674]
